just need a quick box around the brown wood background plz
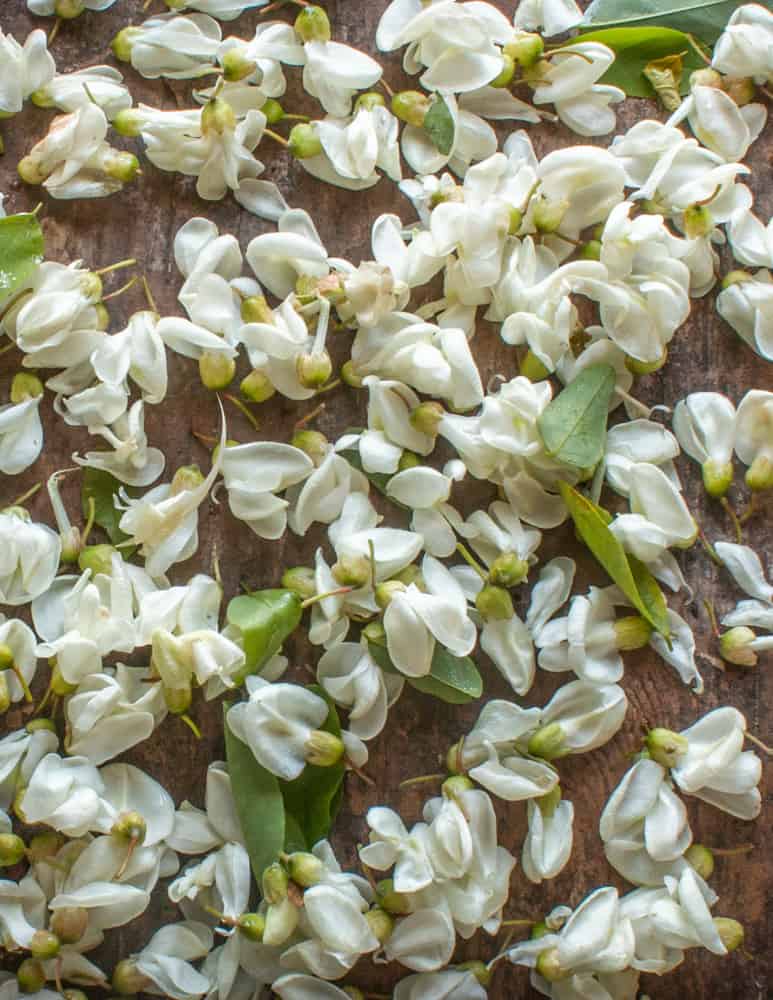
[0,1,771,996]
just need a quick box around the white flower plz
[0,28,55,116]
[220,441,313,539]
[90,310,169,405]
[514,0,583,36]
[386,463,465,558]
[300,105,401,190]
[0,726,58,811]
[734,388,773,488]
[359,806,434,893]
[522,791,574,884]
[393,969,487,1000]
[74,401,165,488]
[134,921,213,1000]
[20,753,110,837]
[33,66,132,120]
[610,463,697,563]
[346,376,434,476]
[0,508,61,606]
[673,391,736,495]
[0,618,38,705]
[531,42,624,137]
[246,208,329,299]
[0,388,43,475]
[220,20,305,94]
[28,0,118,12]
[167,760,243,856]
[401,95,498,177]
[605,419,680,498]
[340,259,409,327]
[152,627,246,700]
[301,36,382,119]
[118,14,222,80]
[716,271,773,361]
[317,641,403,741]
[383,908,456,971]
[164,0,268,20]
[668,84,767,162]
[712,3,773,83]
[288,446,369,536]
[715,541,772,604]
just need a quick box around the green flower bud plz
[163,683,192,716]
[397,450,421,472]
[455,960,491,987]
[63,990,88,1000]
[533,195,569,234]
[55,0,85,18]
[26,717,57,735]
[281,566,316,600]
[285,851,327,888]
[701,458,734,498]
[722,76,756,106]
[625,349,668,376]
[294,5,332,42]
[442,774,474,800]
[646,727,688,768]
[356,91,386,111]
[288,123,323,160]
[240,368,276,403]
[714,917,744,952]
[238,912,265,941]
[528,722,567,761]
[536,783,562,819]
[290,429,329,465]
[475,584,514,622]
[0,833,25,867]
[171,464,204,495]
[17,959,46,994]
[579,239,602,261]
[689,67,722,90]
[489,52,515,88]
[18,155,48,186]
[0,675,9,715]
[29,89,55,109]
[504,31,544,68]
[488,552,529,588]
[683,203,713,239]
[111,27,141,63]
[530,920,550,940]
[391,90,431,127]
[614,615,653,651]
[112,108,145,138]
[0,643,13,671]
[296,350,333,389]
[10,373,43,403]
[112,959,151,996]
[535,946,569,982]
[362,621,386,646]
[366,906,394,944]
[684,843,714,881]
[30,929,60,960]
[221,48,258,83]
[720,626,758,667]
[201,97,236,136]
[340,360,364,388]
[305,730,345,767]
[111,810,147,844]
[332,555,371,588]
[508,206,523,235]
[721,269,753,289]
[409,401,444,435]
[262,862,289,904]
[519,349,551,382]
[374,580,407,610]
[94,302,111,331]
[27,831,63,862]
[746,455,773,492]
[103,150,141,184]
[78,544,117,577]
[199,351,235,390]
[50,906,89,944]
[375,878,412,916]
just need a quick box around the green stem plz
[720,497,743,544]
[11,664,33,703]
[264,128,289,147]
[703,599,720,638]
[142,275,158,313]
[456,543,488,581]
[223,394,260,432]
[95,258,137,276]
[81,495,95,546]
[9,481,41,507]
[745,731,772,756]
[301,586,353,608]
[180,713,202,740]
[294,402,325,429]
[102,275,138,301]
[399,772,445,789]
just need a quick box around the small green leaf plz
[0,213,44,306]
[559,481,671,639]
[581,0,740,44]
[224,708,285,882]
[81,468,131,545]
[423,94,455,156]
[226,589,302,678]
[538,364,616,470]
[369,642,483,704]
[577,27,704,96]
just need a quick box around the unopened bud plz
[171,464,204,495]
[528,722,567,761]
[520,349,551,382]
[103,150,140,184]
[112,810,146,844]
[685,844,715,881]
[11,373,43,403]
[683,203,713,239]
[536,783,561,818]
[290,429,329,465]
[535,946,569,982]
[489,51,515,88]
[0,644,13,671]
[17,959,46,994]
[488,552,528,588]
[700,458,734,498]
[391,90,431,127]
[27,831,63,863]
[579,239,602,261]
[296,350,333,389]
[533,195,568,234]
[199,351,235,390]
[60,524,83,564]
[78,543,117,577]
[332,555,371,588]
[374,580,407,610]
[25,718,57,735]
[366,907,394,944]
[625,349,668,376]
[221,47,257,83]
[17,155,48,186]
[50,906,89,944]
[341,360,364,388]
[288,123,323,160]
[475,584,514,622]
[112,959,151,996]
[201,97,236,136]
[294,5,332,42]
[714,917,744,952]
[455,960,491,987]
[55,0,84,17]
[614,615,653,651]
[746,455,773,492]
[720,626,758,667]
[356,91,386,111]
[0,833,25,867]
[237,912,265,941]
[30,930,60,960]
[363,621,386,646]
[281,566,316,600]
[504,31,544,68]
[376,878,412,915]
[262,862,289,904]
[646,727,688,768]
[285,851,326,888]
[409,401,444,435]
[240,368,275,403]
[442,775,474,800]
[112,108,145,138]
[111,27,141,62]
[305,730,345,767]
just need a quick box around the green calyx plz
[11,373,43,403]
[719,627,758,667]
[304,729,345,767]
[281,566,317,601]
[391,90,431,128]
[375,878,412,916]
[238,912,265,941]
[0,833,26,867]
[199,351,235,390]
[527,722,567,761]
[645,727,688,768]
[684,843,715,881]
[111,27,141,63]
[241,368,276,403]
[221,48,258,83]
[294,5,332,43]
[614,615,653,651]
[488,551,528,588]
[714,917,744,952]
[475,584,514,622]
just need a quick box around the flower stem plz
[282,114,311,122]
[685,33,712,65]
[48,18,62,46]
[294,402,326,429]
[703,599,720,637]
[739,493,761,524]
[316,378,341,395]
[142,275,158,313]
[95,258,137,276]
[180,713,202,740]
[744,731,772,756]
[10,481,42,507]
[500,918,535,928]
[720,497,743,543]
[81,495,96,546]
[264,128,289,147]
[223,393,260,432]
[709,844,753,857]
[379,78,395,98]
[114,837,138,880]
[398,773,445,789]
[0,340,19,358]
[12,665,33,704]
[613,386,652,418]
[301,586,354,608]
[698,528,721,565]
[456,542,488,581]
[102,275,139,301]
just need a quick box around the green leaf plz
[369,642,483,705]
[581,0,740,44]
[558,481,671,639]
[339,442,408,509]
[577,27,705,96]
[224,708,285,882]
[278,686,345,848]
[537,364,616,470]
[226,589,302,678]
[423,94,455,156]
[81,468,131,545]
[0,213,44,306]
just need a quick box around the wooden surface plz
[0,1,771,997]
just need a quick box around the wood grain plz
[0,2,771,997]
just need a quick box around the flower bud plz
[714,917,744,952]
[290,429,329,465]
[30,929,60,960]
[489,52,515,88]
[535,946,570,982]
[163,683,192,716]
[294,5,332,42]
[488,552,528,588]
[699,457,733,498]
[55,0,84,17]
[362,621,386,647]
[0,675,9,714]
[17,155,48,186]
[579,239,602,261]
[281,566,316,600]
[455,961,491,987]
[533,196,568,234]
[305,730,345,767]
[171,464,204,495]
[27,831,63,862]
[78,543,117,577]
[683,203,713,239]
[332,555,371,588]
[504,31,544,68]
[60,524,83,564]
[537,783,562,819]
[0,833,25,867]
[201,97,236,136]
[409,401,444,435]
[238,912,265,941]
[17,959,46,994]
[221,48,257,83]
[356,91,386,111]
[262,862,289,904]
[375,878,412,916]
[341,360,364,388]
[528,722,567,761]
[50,906,89,944]
[285,851,326,888]
[112,959,151,996]
[112,810,147,844]
[288,123,323,160]
[10,373,43,403]
[689,68,722,90]
[475,584,514,622]
[111,27,141,63]
[719,626,758,667]
[390,90,431,127]
[519,349,550,382]
[0,644,13,671]
[29,89,55,109]
[296,349,333,390]
[103,150,141,184]
[112,108,145,138]
[746,455,773,492]
[199,351,235,391]
[684,843,715,881]
[63,990,88,1000]
[374,580,407,610]
[646,727,688,768]
[614,615,653,651]
[366,906,394,944]
[240,368,275,403]
[442,774,474,800]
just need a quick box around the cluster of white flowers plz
[0,1,770,998]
